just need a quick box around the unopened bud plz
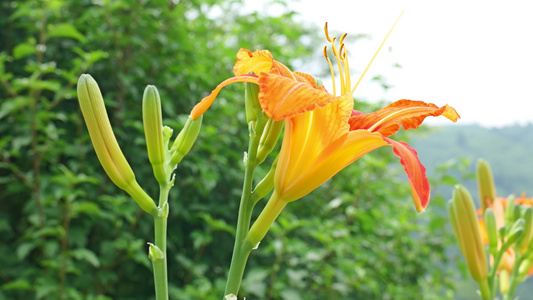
[506,218,525,246]
[148,242,164,262]
[477,159,496,211]
[251,156,278,205]
[448,185,488,282]
[519,258,533,277]
[484,208,498,254]
[520,207,533,251]
[256,118,284,165]
[245,81,261,123]
[499,269,510,294]
[142,85,167,184]
[505,195,516,227]
[77,74,156,214]
[170,115,203,165]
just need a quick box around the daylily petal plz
[258,72,341,121]
[234,49,274,76]
[348,99,460,137]
[277,129,388,202]
[234,48,295,79]
[190,74,258,120]
[383,137,430,212]
[276,94,353,191]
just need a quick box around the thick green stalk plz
[224,117,267,298]
[152,183,170,300]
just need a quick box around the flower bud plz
[520,207,533,251]
[499,269,510,294]
[505,218,525,246]
[245,81,261,123]
[477,159,496,211]
[250,156,278,205]
[505,195,517,227]
[256,118,284,165]
[484,208,498,254]
[77,74,156,214]
[170,115,203,165]
[448,185,488,282]
[142,85,167,184]
[519,258,533,277]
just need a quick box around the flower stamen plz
[351,11,404,95]
[323,46,337,96]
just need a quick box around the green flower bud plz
[477,159,496,212]
[170,115,203,165]
[245,80,261,124]
[142,85,167,185]
[448,185,488,282]
[148,242,164,262]
[520,207,533,250]
[256,118,284,165]
[519,258,533,277]
[505,218,525,246]
[484,208,498,254]
[250,156,278,205]
[77,74,156,214]
[505,195,516,227]
[499,269,510,294]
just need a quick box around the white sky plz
[247,0,533,127]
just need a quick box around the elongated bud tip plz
[477,159,496,212]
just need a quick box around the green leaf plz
[47,23,87,43]
[1,279,32,291]
[16,242,37,261]
[70,248,100,267]
[13,43,35,60]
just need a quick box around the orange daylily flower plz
[245,21,460,246]
[267,23,459,211]
[477,194,533,276]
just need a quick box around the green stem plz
[152,183,170,300]
[247,193,286,247]
[503,251,525,300]
[224,118,267,298]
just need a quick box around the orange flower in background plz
[477,194,533,276]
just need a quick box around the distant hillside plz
[409,123,533,200]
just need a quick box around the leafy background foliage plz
[1,0,462,299]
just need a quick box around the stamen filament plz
[351,10,404,95]
[323,46,337,96]
[331,37,346,96]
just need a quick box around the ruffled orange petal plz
[348,100,460,137]
[383,137,430,212]
[190,74,258,120]
[234,49,274,76]
[258,72,342,121]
